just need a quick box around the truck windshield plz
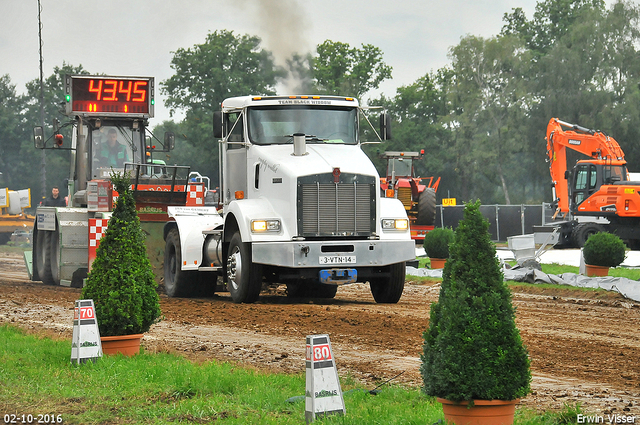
[91,124,143,179]
[247,106,357,145]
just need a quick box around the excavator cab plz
[570,161,629,213]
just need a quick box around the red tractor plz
[380,151,439,241]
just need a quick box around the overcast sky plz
[0,0,612,124]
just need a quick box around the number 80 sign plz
[306,343,332,362]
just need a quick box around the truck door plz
[223,112,247,205]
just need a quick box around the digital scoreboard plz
[64,75,154,118]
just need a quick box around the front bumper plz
[251,239,415,268]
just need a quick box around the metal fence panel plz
[479,205,498,240]
[434,203,551,242]
[497,205,522,241]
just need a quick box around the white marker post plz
[71,299,102,364]
[305,334,345,423]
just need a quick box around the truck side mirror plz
[213,111,223,139]
[34,127,45,149]
[163,132,175,152]
[379,112,391,141]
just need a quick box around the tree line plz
[1,0,639,207]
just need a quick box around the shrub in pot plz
[582,232,626,269]
[82,171,161,343]
[421,201,530,423]
[423,227,454,258]
[423,227,454,269]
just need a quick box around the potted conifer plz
[422,227,454,269]
[421,201,530,425]
[582,232,626,277]
[81,171,161,355]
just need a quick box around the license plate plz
[319,255,356,265]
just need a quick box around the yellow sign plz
[624,188,635,194]
[442,198,457,207]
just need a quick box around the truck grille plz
[297,174,375,237]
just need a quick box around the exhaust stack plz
[293,133,307,156]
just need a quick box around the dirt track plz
[1,251,639,416]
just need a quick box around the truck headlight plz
[382,218,408,230]
[251,219,281,232]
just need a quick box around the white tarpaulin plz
[408,248,640,302]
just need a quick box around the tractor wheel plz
[369,262,405,304]
[226,232,263,303]
[36,230,55,285]
[49,227,61,285]
[164,228,199,297]
[416,188,436,225]
[571,223,605,247]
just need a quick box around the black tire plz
[370,262,406,304]
[49,227,61,285]
[571,223,605,247]
[164,228,199,297]
[416,188,436,225]
[36,230,55,285]
[226,232,262,303]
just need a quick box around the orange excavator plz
[545,117,640,248]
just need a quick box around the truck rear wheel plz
[416,188,436,225]
[572,223,605,247]
[164,228,199,297]
[369,262,405,303]
[227,233,262,303]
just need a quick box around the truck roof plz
[221,95,360,111]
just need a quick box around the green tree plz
[312,40,392,98]
[0,75,29,192]
[502,0,606,55]
[22,63,89,203]
[160,30,284,180]
[446,34,530,203]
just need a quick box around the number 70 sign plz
[74,306,96,320]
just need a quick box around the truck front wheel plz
[369,262,406,303]
[226,233,262,303]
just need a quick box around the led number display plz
[65,75,154,117]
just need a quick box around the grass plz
[0,325,585,424]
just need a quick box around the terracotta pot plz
[437,398,519,425]
[585,264,609,277]
[100,333,143,356]
[430,258,447,269]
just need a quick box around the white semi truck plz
[163,95,415,303]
